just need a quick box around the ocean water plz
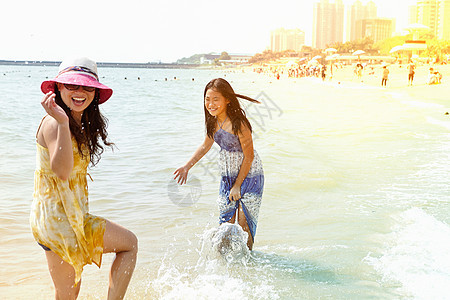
[1,65,450,299]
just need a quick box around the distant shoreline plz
[0,60,204,69]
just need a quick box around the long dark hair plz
[203,78,260,139]
[55,88,114,166]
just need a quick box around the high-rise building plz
[437,0,450,39]
[313,0,345,49]
[409,5,418,24]
[410,0,450,39]
[417,0,438,35]
[346,1,377,42]
[355,18,395,42]
[270,28,305,52]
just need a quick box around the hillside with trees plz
[327,37,378,55]
[176,53,206,64]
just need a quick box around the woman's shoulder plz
[40,115,62,133]
[36,115,60,147]
[235,119,252,138]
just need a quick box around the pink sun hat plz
[41,57,113,104]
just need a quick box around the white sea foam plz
[149,226,280,300]
[151,267,280,300]
[426,116,450,130]
[387,92,407,100]
[257,244,349,255]
[366,208,450,299]
[401,99,445,109]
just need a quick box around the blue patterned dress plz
[214,124,264,241]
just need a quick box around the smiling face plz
[56,83,96,120]
[204,88,229,120]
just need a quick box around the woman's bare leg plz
[103,220,138,300]
[45,251,81,300]
[227,204,254,250]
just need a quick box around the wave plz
[426,116,450,130]
[366,208,450,299]
[401,99,445,109]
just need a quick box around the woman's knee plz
[121,225,138,253]
[103,220,138,254]
[55,284,80,300]
[128,230,138,254]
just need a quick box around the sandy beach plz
[328,63,450,90]
[250,61,450,107]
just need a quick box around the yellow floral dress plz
[30,136,106,284]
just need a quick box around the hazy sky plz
[1,0,414,63]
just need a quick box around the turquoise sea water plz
[1,65,450,299]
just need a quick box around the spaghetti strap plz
[217,116,228,129]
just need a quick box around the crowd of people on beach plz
[252,57,445,88]
[253,62,344,81]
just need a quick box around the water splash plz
[146,225,280,299]
[199,223,250,265]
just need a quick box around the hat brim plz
[41,73,112,104]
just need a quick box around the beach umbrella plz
[352,50,365,61]
[325,48,337,53]
[390,45,404,53]
[401,42,427,51]
[352,50,365,56]
[312,55,322,60]
[326,54,340,61]
[407,23,429,30]
[307,59,319,66]
[405,23,430,40]
[405,23,430,32]
[298,57,308,65]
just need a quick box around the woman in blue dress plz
[174,78,264,250]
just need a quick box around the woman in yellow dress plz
[30,57,138,299]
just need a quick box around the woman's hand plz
[173,166,189,185]
[41,91,69,124]
[229,185,241,202]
